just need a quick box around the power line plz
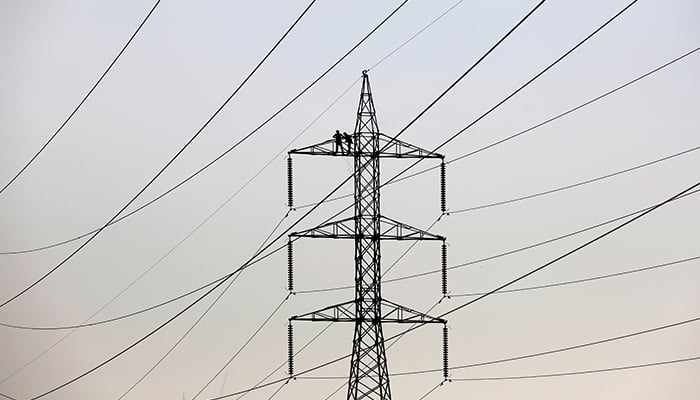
[148,3,547,396]
[117,271,244,399]
[0,0,470,258]
[400,316,700,376]
[0,391,17,400]
[23,1,424,391]
[0,0,320,310]
[235,323,334,400]
[21,220,293,398]
[2,2,652,334]
[292,20,699,214]
[6,185,695,333]
[0,0,162,196]
[0,1,475,385]
[393,46,700,185]
[208,178,699,400]
[175,4,550,396]
[24,1,642,395]
[191,294,290,399]
[450,255,699,297]
[449,145,699,214]
[383,0,642,188]
[0,238,289,331]
[299,355,700,382]
[4,42,696,257]
[385,188,700,285]
[449,356,700,382]
[294,187,699,294]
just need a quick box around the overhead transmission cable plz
[212,3,700,397]
[395,316,700,377]
[207,177,699,400]
[0,0,408,260]
[0,392,17,400]
[0,0,162,196]
[0,206,290,387]
[119,209,291,398]
[449,356,700,382]
[24,2,544,396]
[3,43,696,256]
[23,1,435,396]
[296,187,700,295]
[4,186,696,332]
[450,255,699,298]
[118,280,284,399]
[0,0,472,385]
[292,46,700,211]
[0,0,320,310]
[101,3,547,397]
[117,270,244,399]
[2,0,642,332]
[385,188,700,284]
[296,355,700,382]
[190,294,290,399]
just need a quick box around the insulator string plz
[287,240,294,293]
[287,156,294,209]
[287,322,294,376]
[441,242,448,297]
[440,160,446,214]
[442,324,449,379]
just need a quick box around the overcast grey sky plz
[1,1,699,399]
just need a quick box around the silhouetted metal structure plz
[287,71,448,400]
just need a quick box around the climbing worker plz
[343,132,352,154]
[333,129,343,153]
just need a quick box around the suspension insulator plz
[440,161,446,213]
[287,239,293,292]
[288,322,294,376]
[442,324,449,379]
[441,242,448,296]
[287,156,294,208]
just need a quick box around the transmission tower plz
[286,71,449,400]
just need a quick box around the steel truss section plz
[290,215,445,241]
[291,299,445,324]
[289,133,444,159]
[287,70,446,400]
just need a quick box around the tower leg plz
[348,321,391,400]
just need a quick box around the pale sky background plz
[1,1,699,399]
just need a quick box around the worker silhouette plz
[333,130,343,153]
[343,132,352,154]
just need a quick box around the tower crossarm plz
[289,139,353,157]
[290,216,444,241]
[380,299,446,324]
[290,300,356,322]
[378,215,445,241]
[290,299,446,325]
[288,134,443,159]
[290,216,355,239]
[375,133,443,159]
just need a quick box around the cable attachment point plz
[287,239,294,293]
[442,324,449,379]
[287,156,294,209]
[288,322,294,376]
[440,160,447,214]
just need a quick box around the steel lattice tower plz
[286,71,449,400]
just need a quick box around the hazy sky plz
[1,1,699,399]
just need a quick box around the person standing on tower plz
[343,132,352,154]
[333,129,343,153]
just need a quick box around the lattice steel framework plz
[287,71,448,400]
